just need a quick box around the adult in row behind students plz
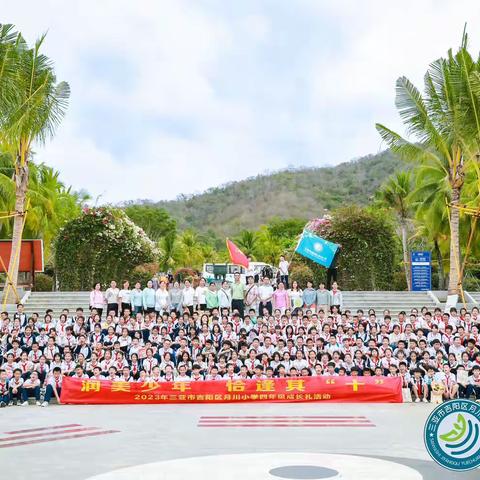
[231,273,246,318]
[105,280,120,316]
[89,283,105,318]
[90,277,344,320]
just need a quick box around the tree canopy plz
[124,204,176,241]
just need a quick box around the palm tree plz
[199,243,217,263]
[376,171,412,289]
[234,230,258,258]
[0,25,70,300]
[177,230,204,269]
[159,232,181,271]
[376,34,480,294]
[27,166,85,259]
[256,225,282,265]
[0,157,83,260]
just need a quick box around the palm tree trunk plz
[2,159,29,303]
[434,239,446,290]
[447,188,461,294]
[401,222,411,290]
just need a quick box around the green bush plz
[33,273,54,292]
[304,207,400,290]
[289,263,315,289]
[327,207,399,290]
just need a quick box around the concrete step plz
[343,293,431,301]
[468,292,480,303]
[27,294,90,298]
[26,301,91,306]
[23,291,91,316]
[27,297,90,301]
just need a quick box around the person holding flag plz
[278,255,290,288]
[226,239,249,318]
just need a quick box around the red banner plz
[60,376,402,404]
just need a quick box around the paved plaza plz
[1,402,478,479]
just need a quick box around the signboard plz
[0,239,44,273]
[60,376,403,404]
[411,250,431,291]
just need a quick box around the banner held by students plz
[226,238,249,268]
[295,230,340,268]
[60,376,402,404]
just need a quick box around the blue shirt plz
[131,289,143,307]
[302,288,317,306]
[142,288,155,308]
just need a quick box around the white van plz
[202,262,277,284]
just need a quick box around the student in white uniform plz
[466,366,480,399]
[21,371,41,406]
[218,281,232,311]
[436,364,458,400]
[175,364,191,381]
[142,349,158,375]
[181,280,195,316]
[148,366,163,383]
[118,280,132,316]
[155,281,170,316]
[0,369,9,406]
[90,366,106,381]
[195,278,208,311]
[42,367,63,407]
[8,369,24,405]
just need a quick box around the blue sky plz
[3,0,480,202]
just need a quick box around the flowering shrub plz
[302,207,399,290]
[305,216,332,234]
[54,207,158,290]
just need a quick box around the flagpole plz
[287,230,304,267]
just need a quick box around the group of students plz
[1,275,480,407]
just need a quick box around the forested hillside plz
[151,150,404,236]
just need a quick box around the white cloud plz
[241,15,271,42]
[3,0,480,202]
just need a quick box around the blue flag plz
[295,230,339,268]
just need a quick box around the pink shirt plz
[273,289,289,309]
[90,290,106,309]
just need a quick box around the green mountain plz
[155,150,404,237]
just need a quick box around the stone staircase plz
[342,291,439,315]
[22,291,90,317]
[467,291,480,305]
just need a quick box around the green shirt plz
[231,282,246,300]
[206,290,219,309]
